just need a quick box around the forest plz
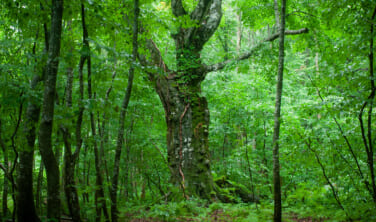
[0,0,376,221]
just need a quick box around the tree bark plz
[272,0,286,221]
[61,127,82,221]
[140,0,307,200]
[0,119,9,219]
[111,0,139,221]
[79,2,110,219]
[35,161,44,215]
[358,6,376,203]
[60,21,82,220]
[273,0,280,29]
[236,10,242,55]
[8,101,23,222]
[37,0,64,220]
[158,78,213,198]
[204,28,308,73]
[17,31,42,222]
[140,0,222,199]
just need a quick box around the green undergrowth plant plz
[119,198,275,221]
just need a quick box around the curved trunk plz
[156,77,214,198]
[62,132,82,222]
[38,0,64,220]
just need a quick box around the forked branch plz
[171,0,187,17]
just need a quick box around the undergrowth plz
[118,198,349,222]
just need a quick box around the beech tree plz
[140,0,308,199]
[4,0,375,221]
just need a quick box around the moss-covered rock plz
[214,176,260,204]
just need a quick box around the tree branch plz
[191,0,213,22]
[172,0,222,53]
[194,0,222,50]
[273,0,280,27]
[0,164,10,180]
[171,0,187,17]
[138,39,173,81]
[286,10,319,19]
[204,28,308,73]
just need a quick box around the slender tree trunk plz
[37,0,64,220]
[35,19,49,218]
[124,117,135,200]
[2,163,9,219]
[8,101,23,222]
[244,130,256,202]
[272,0,286,221]
[82,144,90,203]
[0,119,9,219]
[91,82,109,222]
[75,3,109,221]
[236,10,242,61]
[111,1,139,220]
[61,128,82,221]
[99,43,118,199]
[262,117,268,173]
[273,0,280,29]
[77,4,88,206]
[299,136,352,220]
[81,7,110,221]
[358,6,376,203]
[35,161,44,215]
[61,28,82,220]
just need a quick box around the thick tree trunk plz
[155,77,214,198]
[17,36,42,222]
[38,0,64,220]
[17,148,40,222]
[142,0,307,201]
[140,0,223,199]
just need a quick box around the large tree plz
[141,0,308,198]
[141,0,223,198]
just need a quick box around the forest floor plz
[127,211,324,222]
[121,202,331,222]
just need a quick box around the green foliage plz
[121,198,278,221]
[1,0,376,221]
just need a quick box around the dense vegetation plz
[0,0,375,221]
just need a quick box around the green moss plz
[214,175,259,203]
